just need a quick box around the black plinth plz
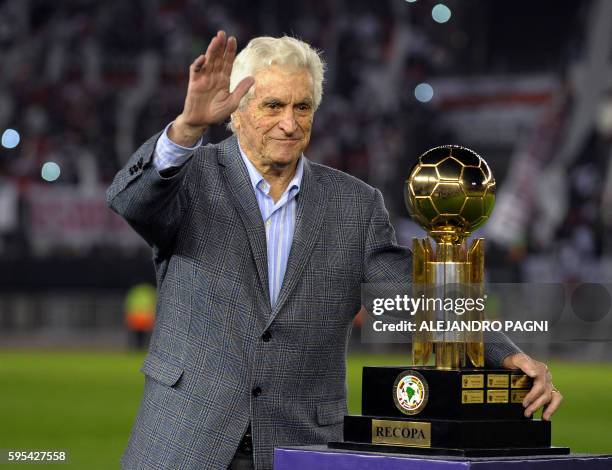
[363,366,532,420]
[330,366,570,457]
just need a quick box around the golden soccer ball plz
[404,145,495,242]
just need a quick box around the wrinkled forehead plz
[251,65,314,101]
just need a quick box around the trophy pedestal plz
[329,366,570,457]
[330,416,568,457]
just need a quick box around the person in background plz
[124,283,156,350]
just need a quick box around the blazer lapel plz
[217,135,271,310]
[268,158,328,323]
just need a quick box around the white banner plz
[430,74,558,145]
[24,184,147,254]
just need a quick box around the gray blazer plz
[107,133,520,469]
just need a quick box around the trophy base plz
[330,415,570,457]
[340,366,570,457]
[328,441,571,457]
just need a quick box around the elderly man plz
[107,31,562,470]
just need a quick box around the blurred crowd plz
[0,0,452,200]
[0,0,609,283]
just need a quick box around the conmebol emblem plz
[393,370,429,416]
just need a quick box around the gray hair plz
[228,36,326,131]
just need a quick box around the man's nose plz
[278,108,298,134]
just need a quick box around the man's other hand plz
[502,353,563,421]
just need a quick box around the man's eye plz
[267,102,281,109]
[297,104,311,111]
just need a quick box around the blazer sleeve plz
[106,131,195,251]
[362,188,522,367]
[362,188,411,283]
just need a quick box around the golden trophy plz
[329,146,569,456]
[405,145,493,369]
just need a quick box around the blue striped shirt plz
[153,123,303,306]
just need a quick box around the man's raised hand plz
[169,31,255,146]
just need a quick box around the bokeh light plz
[41,162,61,182]
[414,83,434,102]
[432,3,452,23]
[1,128,20,149]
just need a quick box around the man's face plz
[233,65,315,170]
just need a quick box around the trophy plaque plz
[329,146,569,457]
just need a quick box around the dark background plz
[0,0,610,348]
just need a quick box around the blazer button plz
[252,386,262,397]
[261,331,271,342]
[129,168,134,175]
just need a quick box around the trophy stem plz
[467,342,485,368]
[412,237,486,369]
[467,238,485,367]
[413,341,432,366]
[434,342,464,369]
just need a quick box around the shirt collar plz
[237,142,304,196]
